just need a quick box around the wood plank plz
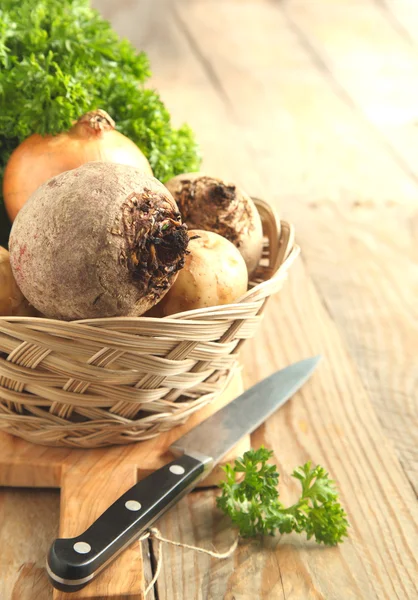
[155,258,418,600]
[168,0,418,202]
[268,0,418,492]
[284,196,418,494]
[140,540,156,600]
[94,0,264,190]
[284,0,418,192]
[0,488,58,600]
[3,1,417,598]
[0,488,151,600]
[165,0,418,489]
[0,369,246,599]
[88,0,418,597]
[54,462,144,600]
[381,0,418,50]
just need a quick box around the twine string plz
[139,527,239,597]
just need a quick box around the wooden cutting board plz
[0,368,247,600]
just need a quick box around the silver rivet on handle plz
[169,465,185,475]
[125,500,142,511]
[73,541,91,554]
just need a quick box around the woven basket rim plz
[0,241,299,326]
[0,215,299,326]
[0,199,300,448]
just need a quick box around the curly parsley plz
[0,0,201,245]
[217,447,349,545]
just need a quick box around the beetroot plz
[9,162,188,320]
[165,173,263,276]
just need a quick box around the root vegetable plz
[0,247,37,316]
[157,230,248,316]
[3,110,153,221]
[165,173,263,276]
[9,162,188,321]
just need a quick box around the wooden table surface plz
[2,1,418,598]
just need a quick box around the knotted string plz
[139,527,239,596]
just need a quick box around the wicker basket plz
[0,199,299,448]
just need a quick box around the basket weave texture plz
[0,199,299,448]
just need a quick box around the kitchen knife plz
[47,356,320,592]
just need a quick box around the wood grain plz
[54,463,143,600]
[181,0,418,492]
[278,0,418,489]
[155,259,418,600]
[0,368,245,487]
[136,0,418,488]
[93,0,417,598]
[2,0,418,598]
[378,0,418,52]
[0,488,58,600]
[0,369,246,599]
[284,198,418,493]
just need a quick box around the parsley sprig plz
[217,447,349,545]
[0,0,201,245]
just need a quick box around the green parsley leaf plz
[0,0,201,246]
[217,447,349,545]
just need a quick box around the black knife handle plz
[46,453,211,592]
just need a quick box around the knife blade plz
[46,356,320,592]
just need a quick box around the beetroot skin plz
[9,162,188,320]
[165,173,263,276]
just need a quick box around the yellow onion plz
[3,109,153,221]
